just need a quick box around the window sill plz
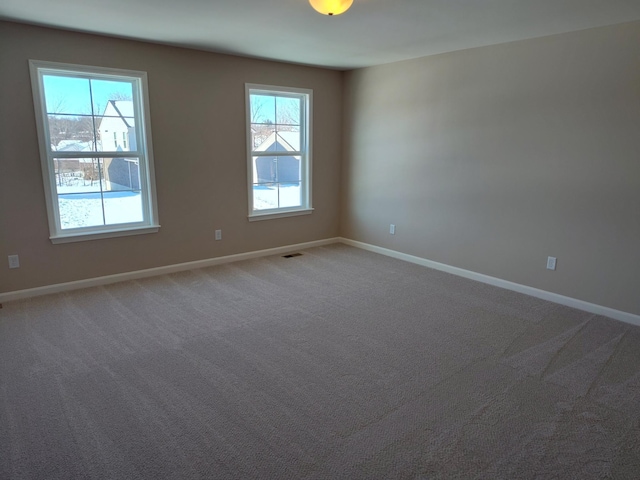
[50,225,160,244]
[248,208,313,222]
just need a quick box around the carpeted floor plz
[1,244,639,479]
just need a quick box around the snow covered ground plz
[57,182,142,229]
[253,183,301,210]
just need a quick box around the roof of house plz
[54,139,94,152]
[255,131,300,153]
[99,100,136,129]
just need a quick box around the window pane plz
[274,128,300,153]
[253,155,276,184]
[274,155,301,183]
[253,183,278,211]
[103,190,143,225]
[58,191,105,230]
[251,123,275,151]
[43,75,92,115]
[103,158,141,191]
[97,115,136,152]
[251,152,302,211]
[54,158,103,195]
[276,96,301,125]
[48,114,96,152]
[90,79,134,114]
[250,94,275,124]
[55,156,144,228]
[279,182,302,208]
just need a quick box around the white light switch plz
[8,255,20,269]
[215,229,222,241]
[547,256,557,271]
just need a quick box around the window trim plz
[245,83,313,220]
[29,60,160,243]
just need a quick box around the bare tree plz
[46,93,95,149]
[251,96,269,124]
[109,91,133,101]
[48,115,94,149]
[81,159,100,187]
[250,96,272,148]
[47,94,68,115]
[276,99,300,127]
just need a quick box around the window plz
[30,60,159,243]
[246,84,312,220]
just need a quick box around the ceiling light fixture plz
[308,0,353,16]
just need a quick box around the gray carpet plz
[1,244,639,479]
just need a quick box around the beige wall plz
[0,21,342,292]
[2,20,639,317]
[342,21,640,316]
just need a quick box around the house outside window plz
[29,60,159,243]
[245,84,313,220]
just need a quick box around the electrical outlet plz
[215,229,222,241]
[390,224,396,235]
[8,255,20,269]
[547,256,557,271]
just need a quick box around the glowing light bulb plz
[308,0,354,16]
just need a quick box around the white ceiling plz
[2,0,640,69]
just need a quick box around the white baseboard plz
[339,237,640,327]
[4,236,638,328]
[0,237,340,303]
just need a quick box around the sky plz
[43,74,134,116]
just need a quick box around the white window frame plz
[29,60,160,244]
[245,84,313,221]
